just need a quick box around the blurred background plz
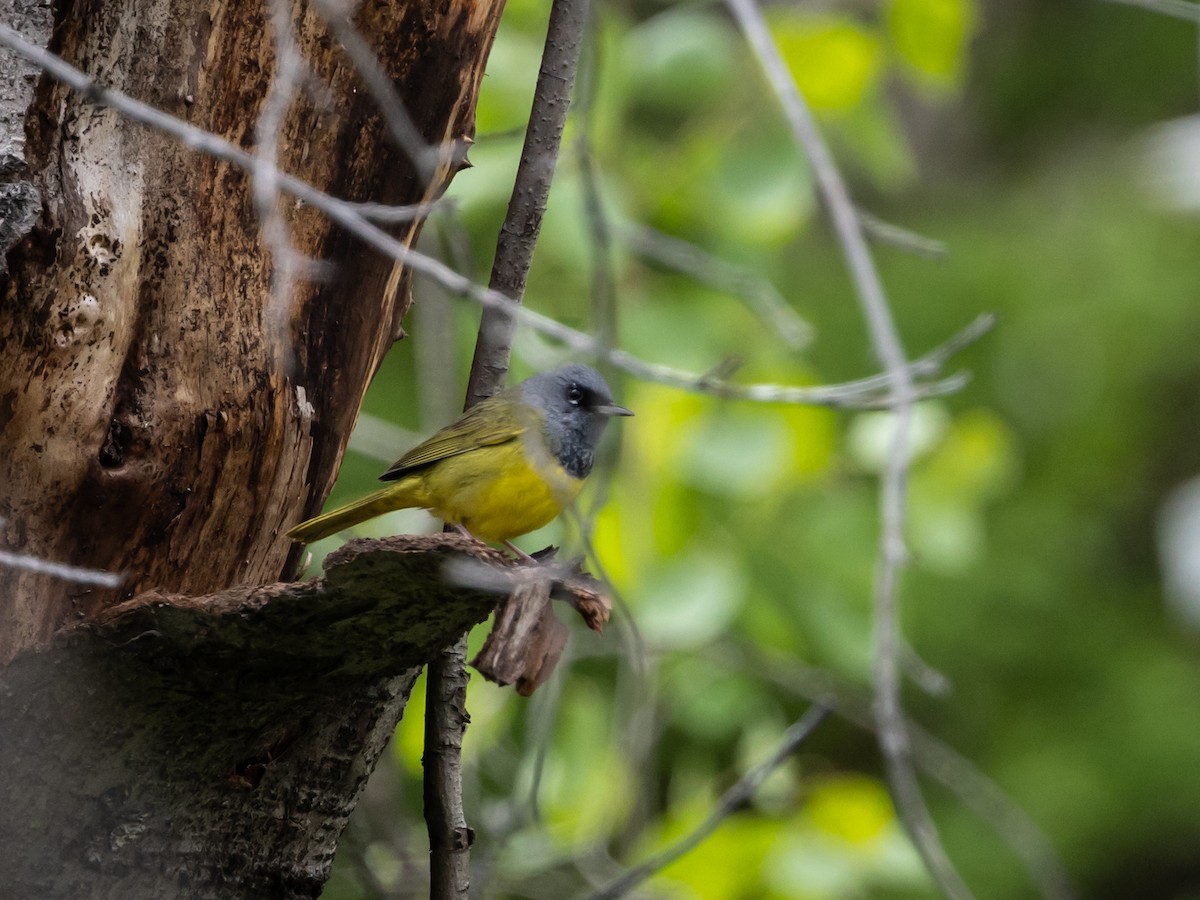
[317,1,1200,897]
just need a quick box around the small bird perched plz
[286,364,633,551]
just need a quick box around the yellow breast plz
[415,438,583,542]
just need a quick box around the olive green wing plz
[379,392,529,481]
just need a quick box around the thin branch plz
[313,0,438,182]
[722,646,1079,900]
[901,639,954,698]
[727,6,907,375]
[573,25,624,525]
[574,26,618,357]
[256,0,305,370]
[0,24,983,412]
[525,656,568,822]
[576,146,617,355]
[564,508,659,856]
[425,0,593,893]
[725,2,973,898]
[858,209,948,260]
[0,547,123,588]
[1101,0,1200,21]
[423,635,473,900]
[414,215,472,430]
[346,413,420,465]
[587,704,829,900]
[620,221,815,349]
[465,0,591,405]
[349,199,443,223]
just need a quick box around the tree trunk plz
[0,0,506,894]
[0,0,503,659]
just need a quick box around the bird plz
[285,363,633,554]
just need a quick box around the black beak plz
[594,403,634,417]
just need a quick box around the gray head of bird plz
[520,363,633,479]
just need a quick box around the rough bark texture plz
[0,0,506,895]
[0,0,505,662]
[0,0,50,270]
[0,535,504,898]
[423,634,474,898]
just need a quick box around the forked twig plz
[725,0,974,896]
[588,704,829,900]
[0,24,984,413]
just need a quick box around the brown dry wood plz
[0,0,504,664]
[0,534,508,899]
[473,579,568,696]
[471,554,611,695]
[0,1,507,897]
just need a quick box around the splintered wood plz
[461,550,612,696]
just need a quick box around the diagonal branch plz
[1101,0,1200,21]
[722,645,1079,900]
[465,0,592,405]
[587,704,830,900]
[0,24,981,412]
[619,221,815,349]
[313,0,438,181]
[426,0,592,895]
[725,1,974,898]
[256,0,307,370]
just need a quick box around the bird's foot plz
[503,540,539,564]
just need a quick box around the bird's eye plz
[566,385,584,406]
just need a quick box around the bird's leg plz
[449,523,475,541]
[450,523,537,564]
[502,540,539,564]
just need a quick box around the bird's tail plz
[285,483,420,543]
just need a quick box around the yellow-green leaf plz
[770,14,883,112]
[887,0,978,89]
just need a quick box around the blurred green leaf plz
[769,13,884,113]
[886,0,978,90]
[623,10,740,122]
[638,549,744,650]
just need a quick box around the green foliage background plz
[319,1,1200,897]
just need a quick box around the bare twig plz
[465,0,592,405]
[423,635,474,900]
[256,0,306,369]
[0,24,983,412]
[901,639,954,697]
[726,1,973,897]
[565,506,660,857]
[1101,0,1200,21]
[587,704,830,900]
[0,548,123,588]
[574,28,618,357]
[858,209,948,260]
[572,25,625,529]
[722,646,1078,900]
[413,216,471,430]
[425,0,593,892]
[621,221,815,349]
[346,413,420,465]
[349,199,442,223]
[313,0,438,181]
